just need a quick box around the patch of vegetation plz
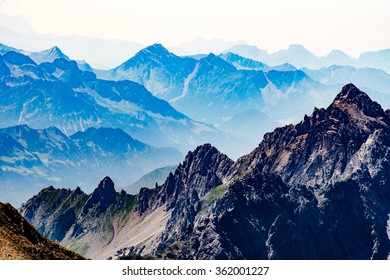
[100,216,114,246]
[115,194,137,226]
[202,184,228,205]
[74,195,88,213]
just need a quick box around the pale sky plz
[0,0,389,56]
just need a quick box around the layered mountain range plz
[0,124,182,206]
[0,50,237,155]
[100,44,335,142]
[220,52,390,108]
[227,44,390,74]
[20,84,390,259]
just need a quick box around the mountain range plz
[20,84,390,259]
[1,13,389,73]
[219,51,390,110]
[2,13,390,261]
[100,43,334,142]
[301,65,390,109]
[0,125,182,206]
[227,44,390,74]
[0,49,240,157]
[3,41,390,147]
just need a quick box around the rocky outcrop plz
[156,144,234,209]
[82,177,117,215]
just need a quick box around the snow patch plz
[261,81,285,106]
[192,122,214,134]
[78,88,141,115]
[170,62,199,102]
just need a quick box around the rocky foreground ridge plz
[20,84,390,259]
[0,202,84,260]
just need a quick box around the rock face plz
[21,84,390,259]
[0,202,84,260]
[148,144,234,255]
[82,177,117,215]
[156,144,234,209]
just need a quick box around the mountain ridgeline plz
[21,84,390,259]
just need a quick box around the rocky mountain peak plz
[180,143,234,184]
[98,176,115,190]
[82,176,117,215]
[157,144,234,210]
[120,43,192,73]
[332,83,386,120]
[29,46,70,64]
[201,53,236,71]
[48,46,64,55]
[234,84,390,189]
[334,83,364,102]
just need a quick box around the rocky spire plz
[82,176,117,215]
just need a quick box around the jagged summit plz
[144,43,169,52]
[82,176,116,214]
[334,83,365,101]
[47,46,65,55]
[157,143,234,209]
[199,53,237,73]
[117,42,196,77]
[178,144,233,182]
[332,83,387,120]
[98,176,115,189]
[234,84,390,188]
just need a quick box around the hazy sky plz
[0,0,389,56]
